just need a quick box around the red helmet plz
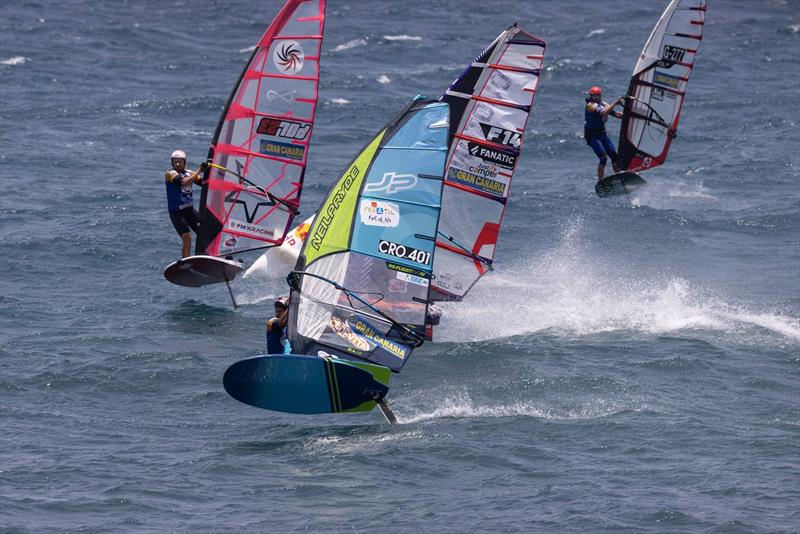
[588,86,602,95]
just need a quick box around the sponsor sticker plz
[378,240,431,266]
[359,199,399,227]
[259,139,305,161]
[226,218,276,238]
[479,122,521,148]
[467,142,517,169]
[223,236,238,248]
[397,270,429,287]
[348,316,409,360]
[273,41,304,74]
[257,118,311,140]
[447,166,507,196]
[653,71,681,90]
[386,261,429,279]
[329,316,372,352]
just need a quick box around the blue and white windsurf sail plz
[431,24,546,301]
[287,97,449,372]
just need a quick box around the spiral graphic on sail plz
[273,41,304,74]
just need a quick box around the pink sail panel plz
[197,0,325,257]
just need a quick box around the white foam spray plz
[1,56,27,66]
[436,219,800,343]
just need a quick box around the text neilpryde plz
[310,164,360,250]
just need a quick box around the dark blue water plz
[2,1,798,532]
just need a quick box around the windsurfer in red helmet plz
[164,149,207,258]
[584,86,625,180]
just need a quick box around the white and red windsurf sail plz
[617,0,706,173]
[196,0,326,257]
[431,25,545,302]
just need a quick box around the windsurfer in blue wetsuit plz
[584,86,625,181]
[266,297,291,354]
[165,149,207,258]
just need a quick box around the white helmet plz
[170,149,187,160]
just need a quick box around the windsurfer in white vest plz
[165,149,207,258]
[584,86,625,180]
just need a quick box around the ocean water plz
[1,0,799,532]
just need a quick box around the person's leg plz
[170,210,192,257]
[600,134,620,172]
[589,138,608,180]
[186,208,200,234]
[180,232,192,258]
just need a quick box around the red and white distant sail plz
[617,0,706,173]
[196,0,326,257]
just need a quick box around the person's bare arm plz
[599,97,625,117]
[181,162,208,187]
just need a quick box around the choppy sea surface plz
[1,1,799,532]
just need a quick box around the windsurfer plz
[584,87,624,180]
[165,149,207,258]
[266,297,291,354]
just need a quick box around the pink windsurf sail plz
[196,0,326,257]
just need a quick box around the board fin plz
[376,398,397,424]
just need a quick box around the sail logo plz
[447,167,506,196]
[226,218,276,238]
[273,41,304,74]
[266,89,297,102]
[329,315,372,352]
[225,191,274,223]
[310,165,360,251]
[467,142,516,169]
[363,172,417,195]
[468,161,498,179]
[479,123,521,148]
[379,240,431,266]
[257,118,310,140]
[259,139,306,161]
[359,199,399,227]
[653,71,681,90]
[658,45,686,68]
[349,316,409,360]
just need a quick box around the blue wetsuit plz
[165,168,200,235]
[266,317,291,354]
[584,100,618,167]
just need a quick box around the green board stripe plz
[329,361,342,413]
[322,357,343,413]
